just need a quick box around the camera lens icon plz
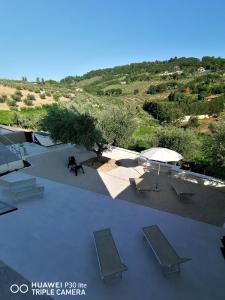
[10,284,29,294]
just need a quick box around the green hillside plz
[1,56,225,178]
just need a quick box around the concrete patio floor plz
[21,145,225,226]
[0,173,224,300]
[0,260,53,300]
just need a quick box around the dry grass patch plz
[82,156,120,172]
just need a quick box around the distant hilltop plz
[60,56,225,84]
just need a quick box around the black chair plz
[67,156,76,168]
[70,164,85,176]
[221,236,225,247]
[67,156,85,176]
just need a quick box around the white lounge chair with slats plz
[93,228,128,282]
[143,225,191,275]
[170,178,195,200]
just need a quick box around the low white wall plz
[170,166,225,189]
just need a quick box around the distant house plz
[180,115,210,122]
[197,67,206,73]
[159,70,183,76]
[120,81,126,85]
[175,70,183,75]
[75,88,83,92]
[159,70,173,76]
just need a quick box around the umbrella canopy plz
[141,147,183,163]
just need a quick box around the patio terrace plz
[0,172,224,300]
[20,145,225,226]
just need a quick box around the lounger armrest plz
[179,257,192,264]
[121,263,128,271]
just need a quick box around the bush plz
[152,126,199,161]
[14,90,22,97]
[206,117,225,178]
[147,81,177,95]
[96,90,104,96]
[53,93,60,101]
[187,117,200,128]
[7,98,17,107]
[0,93,7,103]
[98,107,136,147]
[23,98,33,106]
[11,92,22,102]
[144,95,225,122]
[62,93,70,98]
[27,93,35,101]
[143,101,184,122]
[40,93,46,99]
[11,111,42,129]
[105,88,122,96]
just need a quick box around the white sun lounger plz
[170,178,195,200]
[93,228,128,282]
[143,225,191,275]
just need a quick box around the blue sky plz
[0,0,225,81]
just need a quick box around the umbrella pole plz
[152,162,160,192]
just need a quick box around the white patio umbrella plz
[141,147,183,165]
[140,147,183,191]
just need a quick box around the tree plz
[0,93,7,103]
[143,101,183,122]
[36,77,40,83]
[207,117,225,177]
[41,104,102,151]
[152,126,199,161]
[98,107,136,148]
[41,104,136,161]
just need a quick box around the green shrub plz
[14,90,22,97]
[0,94,7,103]
[11,92,22,102]
[96,90,104,96]
[144,96,225,122]
[206,117,225,178]
[143,101,183,122]
[53,93,60,101]
[152,126,200,161]
[187,117,200,128]
[27,94,35,101]
[7,98,17,107]
[23,98,33,106]
[62,93,70,98]
[0,110,12,124]
[40,93,46,99]
[105,88,122,96]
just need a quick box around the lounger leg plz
[103,272,123,283]
[163,264,180,276]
